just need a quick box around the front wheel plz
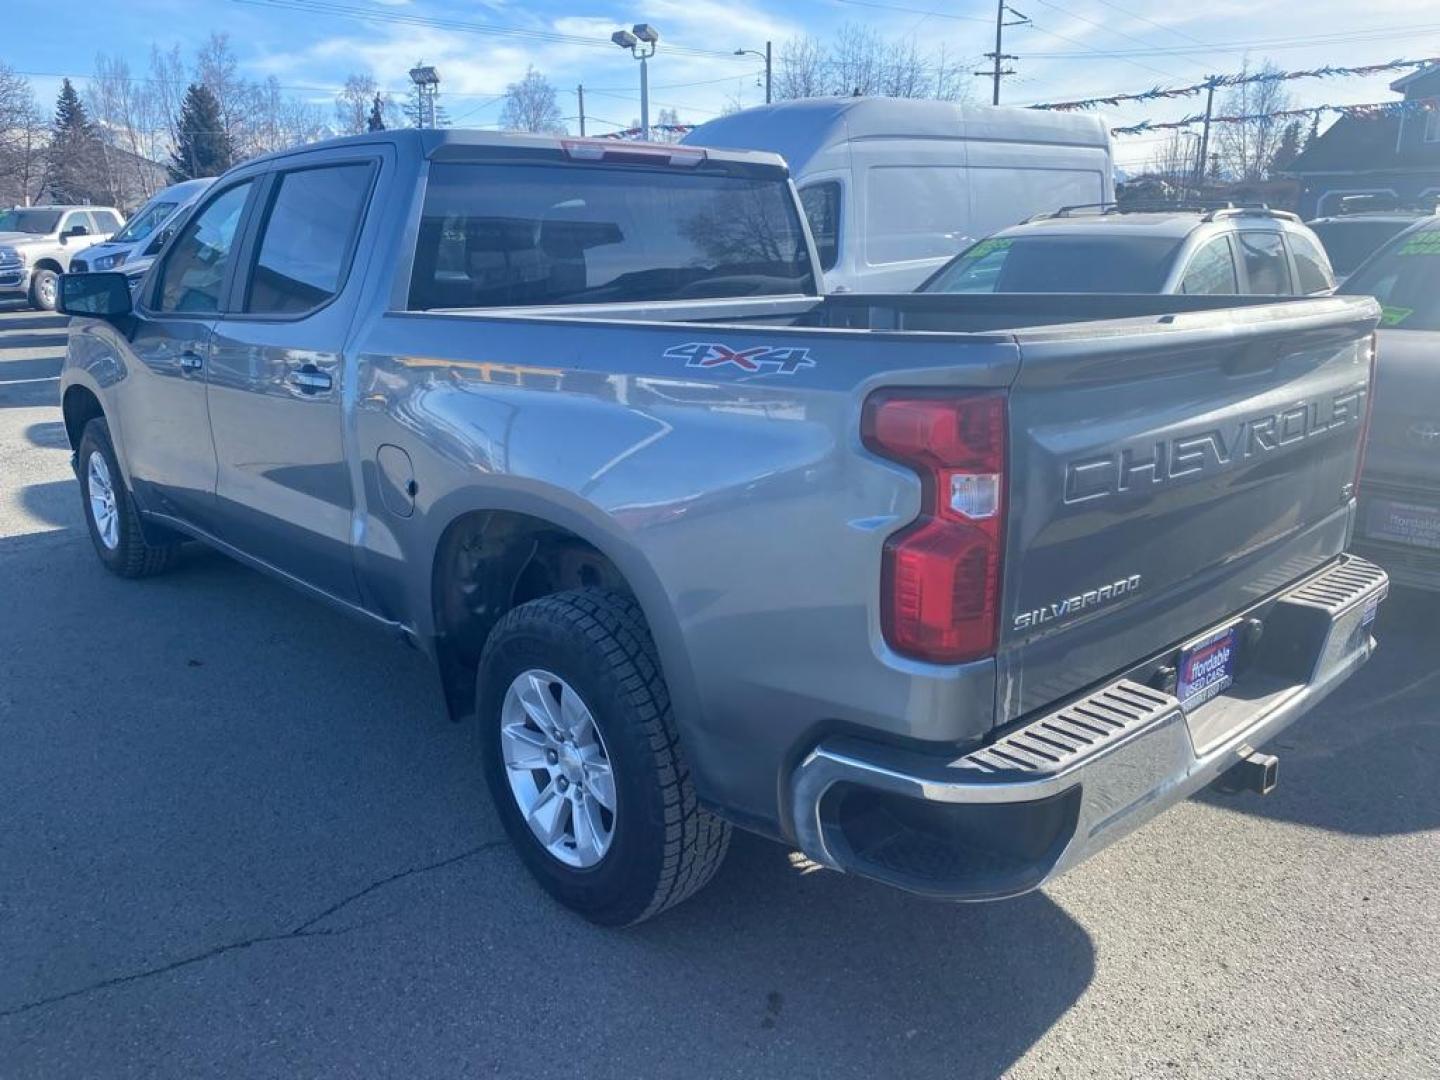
[77,418,181,577]
[28,267,58,311]
[478,589,731,926]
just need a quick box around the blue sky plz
[4,0,1440,167]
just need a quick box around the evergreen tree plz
[367,93,386,132]
[47,77,105,204]
[169,83,233,182]
[1268,120,1304,175]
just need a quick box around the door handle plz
[178,350,204,372]
[287,367,333,394]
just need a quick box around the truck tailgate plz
[997,298,1379,723]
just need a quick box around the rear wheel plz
[28,267,58,311]
[77,418,181,577]
[478,589,731,926]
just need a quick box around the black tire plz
[28,267,58,311]
[478,589,731,926]
[77,417,181,578]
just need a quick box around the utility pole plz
[577,84,586,136]
[1195,76,1218,191]
[978,2,1028,105]
[734,43,773,105]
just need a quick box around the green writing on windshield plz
[1379,305,1414,326]
[1398,232,1440,257]
[966,237,1013,260]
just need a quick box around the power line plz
[1022,18,1178,80]
[1023,0,1211,75]
[1016,22,1440,58]
[830,0,992,23]
[1083,0,1214,49]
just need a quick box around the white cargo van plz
[683,97,1115,292]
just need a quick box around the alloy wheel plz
[86,450,120,550]
[500,668,617,868]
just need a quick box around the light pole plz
[612,24,659,140]
[408,65,440,128]
[734,42,772,105]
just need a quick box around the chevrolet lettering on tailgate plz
[1063,388,1367,505]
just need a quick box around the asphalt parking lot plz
[1,302,1437,1079]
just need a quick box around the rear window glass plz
[1237,232,1292,295]
[1287,231,1334,294]
[408,162,815,310]
[799,182,840,272]
[1310,219,1415,276]
[922,234,1182,294]
[1342,226,1440,330]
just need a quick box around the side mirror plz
[57,272,133,320]
[143,227,173,258]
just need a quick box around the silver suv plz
[0,205,124,310]
[920,204,1336,297]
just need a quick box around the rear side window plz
[1238,232,1292,295]
[91,210,123,233]
[244,163,373,315]
[408,162,814,309]
[1286,231,1334,294]
[798,182,840,272]
[155,181,254,314]
[1177,235,1238,294]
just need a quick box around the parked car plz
[1307,204,1436,281]
[1341,218,1440,588]
[69,178,214,292]
[57,129,1387,926]
[0,205,124,309]
[682,97,1114,292]
[920,204,1336,296]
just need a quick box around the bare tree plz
[335,73,380,136]
[773,24,974,104]
[499,66,566,134]
[87,53,167,206]
[774,36,828,101]
[0,62,46,206]
[1146,131,1199,195]
[1215,61,1292,182]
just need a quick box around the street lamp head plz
[632,23,660,44]
[611,29,639,49]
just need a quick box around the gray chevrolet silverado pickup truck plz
[56,130,1389,925]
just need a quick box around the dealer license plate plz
[1176,624,1238,710]
[1365,498,1440,550]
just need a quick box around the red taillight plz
[862,392,1007,664]
[1354,332,1378,498]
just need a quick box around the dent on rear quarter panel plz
[345,310,1018,833]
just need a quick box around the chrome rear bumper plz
[789,555,1389,901]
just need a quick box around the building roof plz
[1390,63,1440,96]
[1287,114,1407,174]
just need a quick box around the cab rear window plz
[408,162,816,309]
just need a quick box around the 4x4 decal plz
[663,341,815,375]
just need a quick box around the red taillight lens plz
[863,392,1006,664]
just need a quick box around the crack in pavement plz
[0,839,509,1020]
